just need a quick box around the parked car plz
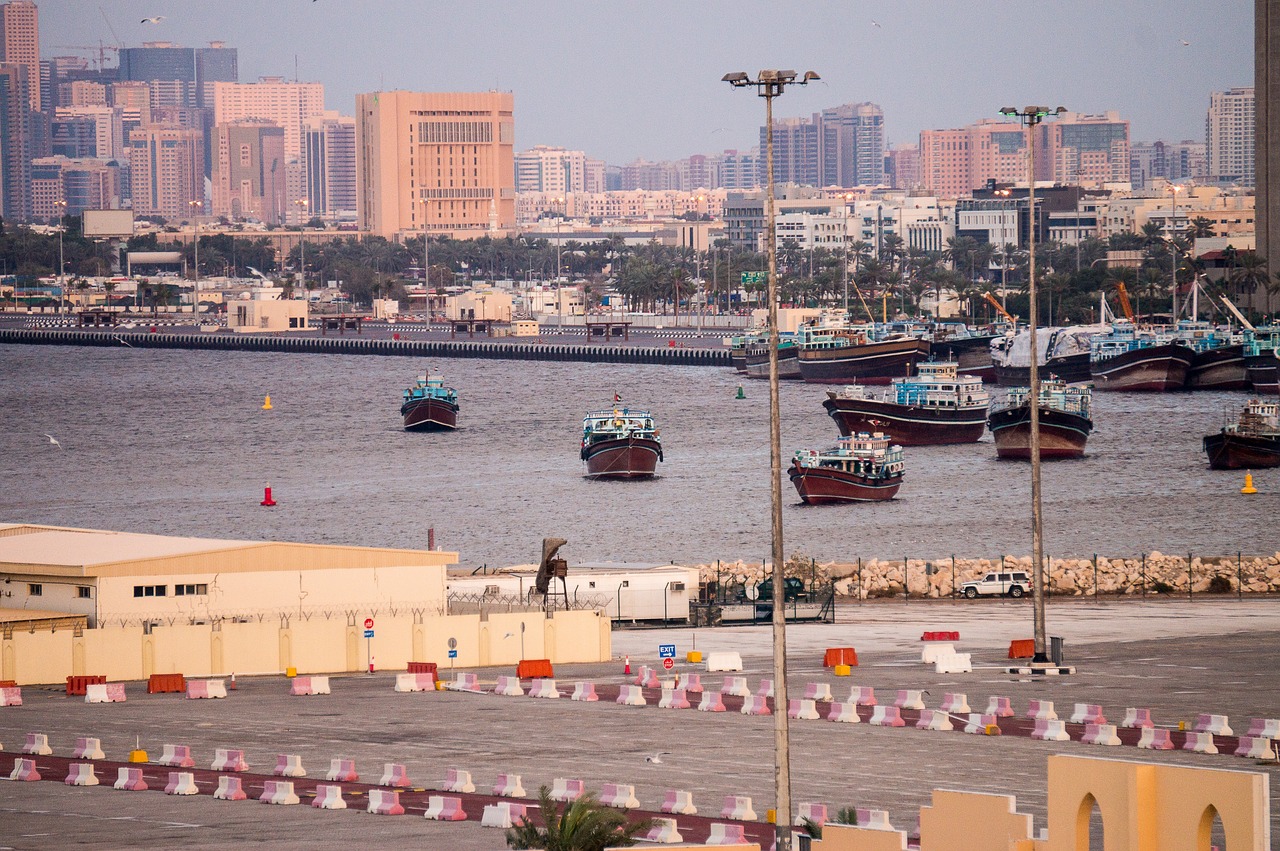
[960,571,1030,599]
[744,576,805,602]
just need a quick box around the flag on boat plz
[613,392,622,403]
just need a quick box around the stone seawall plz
[699,552,1280,598]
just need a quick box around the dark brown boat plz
[1203,399,1280,469]
[822,362,989,446]
[988,381,1093,460]
[581,407,662,479]
[400,374,459,431]
[788,433,904,504]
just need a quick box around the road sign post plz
[662,657,675,670]
[364,618,375,673]
[658,644,676,659]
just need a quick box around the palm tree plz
[1230,251,1269,313]
[1189,217,1216,239]
[506,786,652,851]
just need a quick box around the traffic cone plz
[623,655,631,675]
[369,655,376,674]
[229,673,237,691]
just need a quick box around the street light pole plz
[419,197,431,288]
[1169,184,1183,321]
[295,198,309,296]
[55,200,67,314]
[724,68,819,851]
[189,199,203,317]
[999,105,1065,666]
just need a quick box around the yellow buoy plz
[262,395,273,410]
[1242,473,1257,495]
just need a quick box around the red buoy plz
[260,485,276,507]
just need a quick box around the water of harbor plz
[1,344,1276,568]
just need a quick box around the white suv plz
[960,571,1030,599]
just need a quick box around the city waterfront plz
[1,344,1276,568]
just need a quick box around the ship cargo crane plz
[981,291,1017,324]
[1113,282,1136,322]
[1217,291,1255,331]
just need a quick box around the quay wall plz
[0,327,730,367]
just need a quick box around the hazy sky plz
[43,1,1252,163]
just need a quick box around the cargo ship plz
[1089,323,1194,391]
[822,361,989,445]
[1203,399,1280,469]
[1180,323,1248,391]
[796,323,931,385]
[743,332,801,379]
[992,325,1106,386]
[987,380,1093,460]
[788,432,905,504]
[400,373,459,431]
[580,406,663,479]
[1244,327,1280,394]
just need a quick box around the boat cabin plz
[582,409,659,443]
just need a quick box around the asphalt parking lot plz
[0,599,1277,849]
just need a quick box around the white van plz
[960,571,1030,599]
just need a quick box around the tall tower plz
[1257,0,1279,267]
[0,63,31,219]
[0,1,39,111]
[1206,88,1255,185]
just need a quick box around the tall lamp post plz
[553,196,565,282]
[54,200,67,314]
[188,199,203,316]
[999,105,1064,666]
[419,197,431,288]
[1168,184,1183,320]
[294,198,309,295]
[724,68,819,851]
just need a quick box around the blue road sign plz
[447,649,458,659]
[658,644,676,658]
[363,629,374,638]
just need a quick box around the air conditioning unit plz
[670,582,685,591]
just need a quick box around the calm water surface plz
[2,345,1276,567]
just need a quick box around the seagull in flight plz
[44,433,62,449]
[1179,39,1191,46]
[644,752,671,764]
[141,16,165,24]
[871,19,882,28]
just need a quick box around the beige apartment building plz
[0,0,38,111]
[127,124,204,221]
[212,120,286,223]
[211,77,324,161]
[356,90,515,239]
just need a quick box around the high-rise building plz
[1129,140,1207,188]
[515,145,587,194]
[919,127,974,198]
[620,159,678,191]
[1257,0,1279,271]
[212,120,286,223]
[119,42,237,108]
[885,144,920,190]
[54,106,122,160]
[194,42,237,108]
[0,62,32,220]
[717,148,759,190]
[1206,87,1255,186]
[303,112,356,218]
[128,124,203,220]
[212,77,324,162]
[0,1,39,112]
[758,116,819,186]
[1039,111,1130,187]
[31,156,121,220]
[817,102,885,187]
[356,90,515,238]
[584,157,606,194]
[50,115,97,158]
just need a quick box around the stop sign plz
[364,618,374,630]
[662,658,674,670]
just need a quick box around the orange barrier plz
[1007,639,1035,659]
[0,680,15,688]
[921,631,960,642]
[406,662,438,676]
[147,673,186,694]
[516,659,554,679]
[66,675,106,696]
[823,648,859,667]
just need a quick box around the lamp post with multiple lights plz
[723,68,819,851]
[998,105,1065,665]
[294,198,309,295]
[1168,183,1184,320]
[188,199,203,316]
[54,200,67,314]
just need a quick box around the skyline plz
[42,1,1252,164]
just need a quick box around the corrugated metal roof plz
[0,525,251,569]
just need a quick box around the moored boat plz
[988,380,1093,460]
[1180,323,1247,391]
[1244,327,1280,394]
[796,323,931,385]
[580,406,663,479]
[822,361,989,445]
[1203,399,1280,469]
[931,323,999,382]
[743,332,801,379]
[400,373,459,431]
[993,325,1106,386]
[1089,322,1194,391]
[788,432,905,504]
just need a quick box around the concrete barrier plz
[1247,718,1280,738]
[964,713,999,735]
[493,773,525,797]
[1194,713,1233,736]
[935,652,973,674]
[8,757,40,781]
[441,767,475,794]
[1137,727,1174,750]
[290,676,330,696]
[63,763,99,786]
[367,788,405,815]
[86,683,126,703]
[1031,719,1071,742]
[326,759,358,782]
[600,783,639,809]
[644,817,684,843]
[424,795,466,820]
[756,679,775,698]
[379,763,410,787]
[73,737,105,760]
[797,802,828,827]
[1026,699,1057,721]
[158,744,194,767]
[480,801,526,828]
[705,651,743,672]
[803,682,833,702]
[916,709,953,732]
[635,666,661,689]
[395,673,436,693]
[850,686,877,706]
[697,690,726,712]
[165,771,198,795]
[658,688,691,709]
[894,689,925,710]
[721,676,750,697]
[706,823,748,844]
[186,679,227,699]
[857,808,894,830]
[615,684,646,707]
[113,766,147,791]
[920,642,955,664]
[494,675,524,696]
[788,699,820,720]
[22,733,51,755]
[528,678,560,699]
[1183,731,1219,754]
[683,673,703,693]
[986,696,1014,717]
[447,672,480,691]
[1069,703,1106,725]
[274,754,306,777]
[869,705,905,727]
[570,682,598,702]
[1082,723,1122,746]
[740,693,770,716]
[1121,707,1154,728]
[0,687,23,706]
[827,701,860,723]
[720,795,756,820]
[212,748,249,772]
[1234,736,1277,759]
[260,779,300,805]
[940,693,970,714]
[312,784,347,809]
[549,777,585,802]
[661,789,698,815]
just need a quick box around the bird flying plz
[141,16,165,24]
[871,19,882,27]
[44,433,62,449]
[644,752,671,764]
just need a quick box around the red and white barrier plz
[213,775,246,800]
[720,795,756,821]
[0,687,22,707]
[916,709,953,732]
[1082,723,1121,746]
[493,773,525,797]
[424,795,466,821]
[494,675,524,697]
[8,757,39,781]
[788,698,820,720]
[441,767,475,794]
[550,777,585,802]
[1069,703,1106,725]
[720,676,750,697]
[379,763,410,787]
[635,666,661,689]
[73,737,105,760]
[706,823,747,844]
[165,771,198,795]
[22,733,51,755]
[481,801,527,828]
[1121,707,1154,728]
[1031,719,1070,742]
[935,652,973,674]
[158,744,194,767]
[1234,736,1276,759]
[326,758,358,782]
[964,713,999,735]
[289,676,330,696]
[645,817,684,843]
[827,701,860,723]
[447,672,480,691]
[312,784,346,810]
[659,687,691,709]
[570,682,598,702]
[869,705,905,727]
[1195,714,1233,736]
[616,684,646,706]
[850,686,877,706]
[683,673,703,693]
[755,678,774,698]
[803,682,833,702]
[697,690,726,712]
[367,788,405,815]
[661,789,697,815]
[894,689,925,710]
[600,782,640,809]
[1137,727,1174,750]
[186,679,227,699]
[86,683,127,703]
[212,748,249,772]
[740,693,770,716]
[940,693,970,714]
[797,802,828,827]
[1026,699,1057,721]
[113,766,147,791]
[1183,731,1219,754]
[395,673,436,693]
[1247,718,1280,738]
[260,779,300,805]
[274,754,306,777]
[64,763,99,786]
[857,808,894,830]
[528,678,559,699]
[986,696,1014,717]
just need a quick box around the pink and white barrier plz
[661,789,697,815]
[706,823,747,844]
[850,686,877,706]
[600,783,639,809]
[1195,714,1233,736]
[441,767,475,794]
[756,679,775,698]
[1247,718,1280,738]
[869,705,905,727]
[857,808,894,830]
[113,767,147,791]
[260,779,300,805]
[1031,719,1070,742]
[73,737,105,760]
[274,754,306,777]
[635,666,661,689]
[528,678,559,699]
[447,672,480,691]
[367,788,405,815]
[8,757,39,781]
[64,763,99,786]
[493,773,525,798]
[1026,699,1057,721]
[659,688,691,709]
[697,690,726,712]
[212,748,249,772]
[1082,723,1122,746]
[22,733,50,755]
[1234,736,1276,759]
[1137,727,1174,750]
[616,684,646,706]
[788,699,819,720]
[683,672,703,693]
[803,682,833,702]
[721,676,750,697]
[940,693,970,714]
[1122,707,1154,729]
[570,682,598,702]
[740,693,770,716]
[480,801,527,828]
[312,784,346,810]
[158,744,194,767]
[1183,731,1219,754]
[165,771,198,796]
[797,802,828,827]
[395,673,436,693]
[1069,703,1106,725]
[326,758,358,782]
[289,676,330,696]
[645,817,684,843]
[379,763,410,787]
[827,701,860,723]
[964,713,999,735]
[494,675,524,697]
[720,794,756,821]
[424,795,466,820]
[549,777,585,802]
[916,709,953,731]
[0,687,22,707]
[86,683,126,703]
[213,775,246,800]
[186,679,227,699]
[894,689,925,710]
[986,696,1014,717]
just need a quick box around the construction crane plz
[1217,292,1255,331]
[49,44,120,72]
[981,291,1017,324]
[1113,282,1136,323]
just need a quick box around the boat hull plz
[1090,343,1193,392]
[401,397,459,431]
[797,338,932,385]
[1245,355,1278,395]
[744,348,801,380]
[934,336,998,383]
[1203,432,1280,469]
[787,461,902,504]
[994,352,1091,386]
[987,406,1092,460]
[731,351,747,373]
[581,437,662,479]
[822,397,986,446]
[1188,344,1248,391]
